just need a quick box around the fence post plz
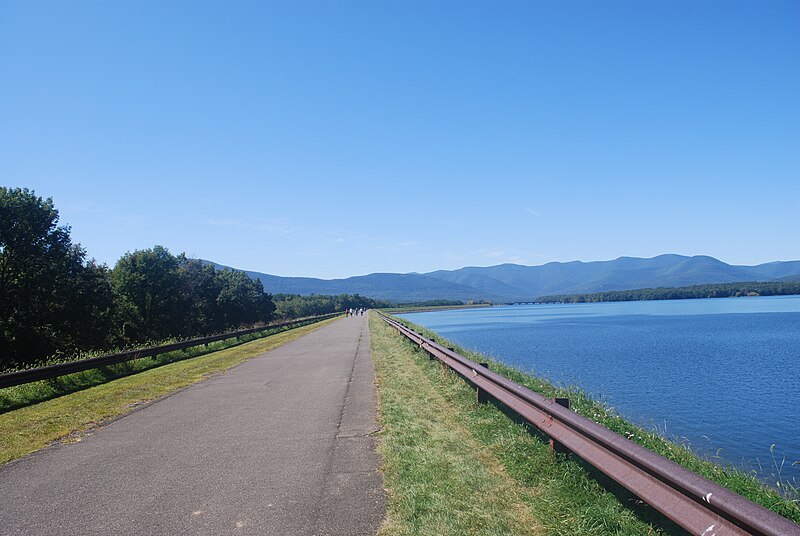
[425,339,436,360]
[476,362,490,404]
[549,397,571,456]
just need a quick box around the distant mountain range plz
[201,255,800,304]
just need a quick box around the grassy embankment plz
[0,317,334,412]
[0,317,339,465]
[370,313,800,536]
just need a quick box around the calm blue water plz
[400,296,800,484]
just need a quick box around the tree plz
[216,269,275,328]
[53,258,117,351]
[0,188,281,369]
[0,187,115,368]
[110,246,184,341]
[272,293,387,319]
[178,257,225,335]
[110,249,276,341]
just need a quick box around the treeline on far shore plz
[534,280,800,304]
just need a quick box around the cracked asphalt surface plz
[0,315,386,535]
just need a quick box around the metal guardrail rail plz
[379,312,800,536]
[0,313,340,390]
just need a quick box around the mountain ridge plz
[201,255,800,303]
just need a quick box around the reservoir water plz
[399,295,800,485]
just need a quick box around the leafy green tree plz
[0,188,281,369]
[216,269,275,328]
[178,257,225,335]
[110,245,184,341]
[0,187,115,368]
[56,259,118,350]
[111,249,276,341]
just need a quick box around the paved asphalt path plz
[0,315,386,535]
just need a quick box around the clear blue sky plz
[2,1,798,279]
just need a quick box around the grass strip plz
[372,314,683,534]
[382,314,800,530]
[371,313,545,536]
[0,317,339,465]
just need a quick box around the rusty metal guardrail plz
[379,312,800,536]
[0,313,340,390]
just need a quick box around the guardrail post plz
[476,363,490,404]
[549,397,571,456]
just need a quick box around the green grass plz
[372,313,800,535]
[371,314,545,536]
[387,315,800,522]
[371,314,667,535]
[0,317,339,465]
